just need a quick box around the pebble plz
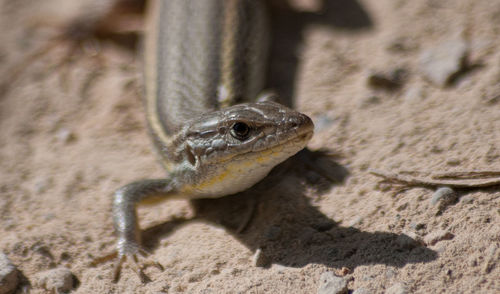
[468,255,478,267]
[312,221,336,232]
[396,232,421,249]
[385,268,397,279]
[359,95,381,108]
[55,128,75,143]
[482,244,498,274]
[264,226,282,241]
[0,252,19,294]
[299,227,317,245]
[403,86,426,104]
[349,216,364,227]
[314,114,336,133]
[317,272,348,294]
[483,93,500,105]
[387,37,418,53]
[484,145,499,163]
[352,288,372,294]
[431,187,458,211]
[446,158,461,166]
[252,248,270,268]
[367,68,408,90]
[423,230,454,246]
[460,195,474,204]
[418,39,468,87]
[386,282,408,294]
[33,176,52,194]
[335,267,351,276]
[34,267,77,293]
[409,222,426,231]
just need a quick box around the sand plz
[0,0,498,293]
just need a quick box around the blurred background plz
[0,0,498,293]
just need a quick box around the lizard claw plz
[91,246,163,283]
[112,248,163,283]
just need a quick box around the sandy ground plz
[0,0,499,293]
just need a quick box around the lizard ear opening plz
[185,144,196,166]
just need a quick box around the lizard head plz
[172,101,314,197]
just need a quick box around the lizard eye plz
[230,122,250,140]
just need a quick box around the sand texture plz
[0,0,498,293]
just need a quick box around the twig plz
[430,171,500,180]
[369,169,500,189]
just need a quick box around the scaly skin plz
[111,0,314,282]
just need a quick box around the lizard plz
[111,0,315,281]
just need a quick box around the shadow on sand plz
[143,148,437,272]
[141,0,435,273]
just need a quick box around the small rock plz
[55,128,75,143]
[386,282,408,294]
[264,226,281,241]
[314,114,336,133]
[359,95,381,108]
[349,216,363,227]
[0,252,19,294]
[460,195,474,204]
[363,275,375,281]
[396,232,421,249]
[403,86,426,104]
[352,288,372,294]
[305,170,322,185]
[396,202,408,212]
[187,270,205,283]
[34,177,52,194]
[423,230,454,246]
[367,68,408,90]
[482,94,500,105]
[317,272,348,294]
[484,145,499,163]
[334,267,351,276]
[385,268,397,278]
[387,37,418,53]
[43,213,56,221]
[430,145,443,154]
[299,227,317,245]
[252,248,270,268]
[34,267,77,293]
[409,222,426,231]
[312,221,336,232]
[446,158,461,166]
[482,244,498,274]
[419,39,468,87]
[431,186,458,211]
[468,255,478,267]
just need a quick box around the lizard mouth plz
[281,112,315,146]
[298,131,313,142]
[255,111,315,153]
[252,113,314,156]
[192,102,315,165]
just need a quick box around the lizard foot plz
[91,246,163,283]
[114,247,164,283]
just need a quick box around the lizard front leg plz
[112,179,177,282]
